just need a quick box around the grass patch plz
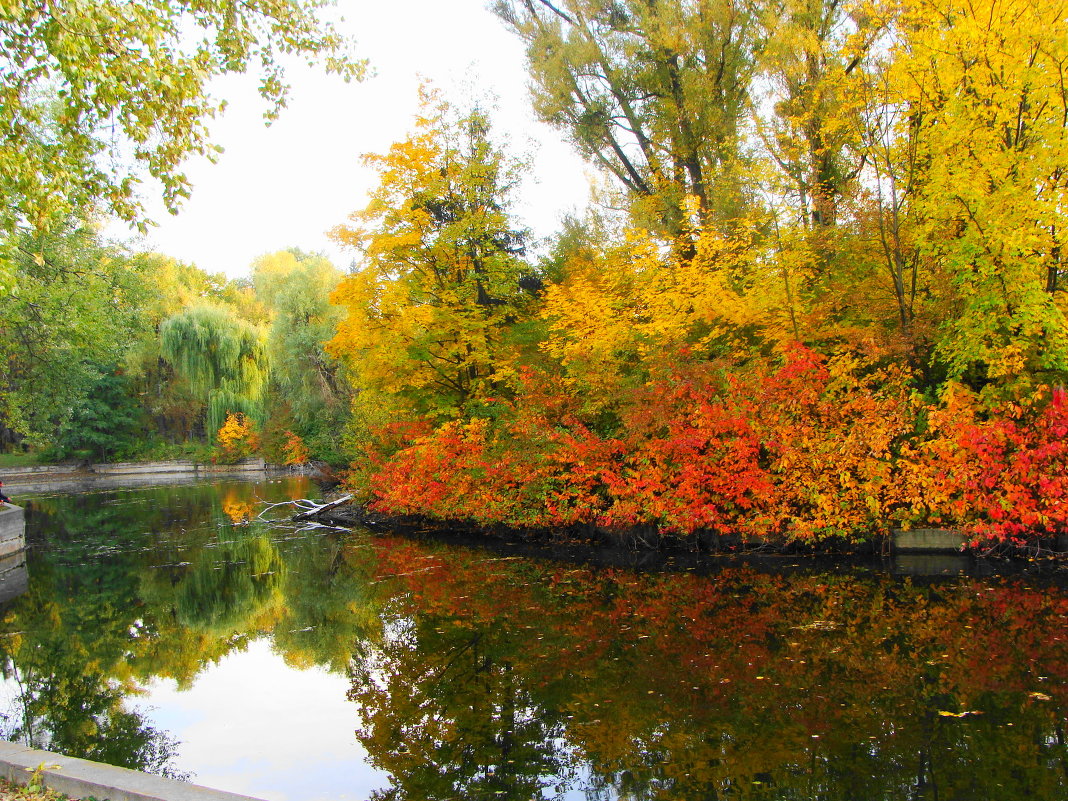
[0,453,46,469]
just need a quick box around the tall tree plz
[328,95,533,421]
[0,0,363,241]
[123,256,257,443]
[253,249,346,427]
[159,304,269,435]
[889,0,1068,388]
[0,220,148,448]
[494,0,757,232]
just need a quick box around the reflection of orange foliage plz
[217,412,259,461]
[221,491,254,524]
[355,536,1068,797]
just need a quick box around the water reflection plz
[0,479,1066,800]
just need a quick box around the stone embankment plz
[0,459,308,494]
[0,505,25,604]
[0,741,265,801]
[0,458,272,483]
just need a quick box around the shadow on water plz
[0,477,1066,800]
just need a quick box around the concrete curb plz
[0,741,266,801]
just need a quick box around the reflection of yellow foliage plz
[221,495,254,525]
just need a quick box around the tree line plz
[1,0,1066,546]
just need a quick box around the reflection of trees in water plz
[351,622,572,801]
[272,537,382,672]
[0,560,188,779]
[9,481,1068,800]
[352,539,1068,801]
[174,529,285,636]
[0,478,326,774]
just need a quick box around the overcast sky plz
[111,0,593,280]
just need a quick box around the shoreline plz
[0,458,288,484]
[305,500,1068,562]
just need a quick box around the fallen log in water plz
[292,494,353,521]
[256,494,354,522]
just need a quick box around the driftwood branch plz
[256,494,353,521]
[293,494,354,521]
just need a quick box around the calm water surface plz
[1,478,1067,800]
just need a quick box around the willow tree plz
[159,304,269,435]
[252,249,347,427]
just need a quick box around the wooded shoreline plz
[301,498,1068,562]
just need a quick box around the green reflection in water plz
[0,479,1067,800]
[354,539,1068,801]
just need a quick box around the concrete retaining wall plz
[0,549,27,606]
[0,464,77,476]
[2,459,270,484]
[0,505,24,558]
[0,506,27,605]
[81,458,267,476]
[891,528,966,553]
[0,741,266,801]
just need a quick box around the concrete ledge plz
[2,459,273,485]
[0,464,81,476]
[88,459,266,476]
[892,528,966,553]
[0,741,266,801]
[0,505,24,559]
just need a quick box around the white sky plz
[136,638,385,801]
[114,0,593,279]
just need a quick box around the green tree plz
[159,304,269,436]
[51,368,144,461]
[123,255,252,444]
[252,249,348,458]
[0,0,363,240]
[494,0,757,231]
[0,220,149,448]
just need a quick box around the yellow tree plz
[888,0,1068,389]
[494,0,758,232]
[328,94,534,422]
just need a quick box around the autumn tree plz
[494,0,757,232]
[0,0,363,241]
[328,94,534,423]
[252,249,348,459]
[889,0,1068,390]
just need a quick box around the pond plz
[1,477,1067,801]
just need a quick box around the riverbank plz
[0,458,283,484]
[0,777,64,801]
[304,498,1039,561]
[0,741,265,801]
[0,459,317,497]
